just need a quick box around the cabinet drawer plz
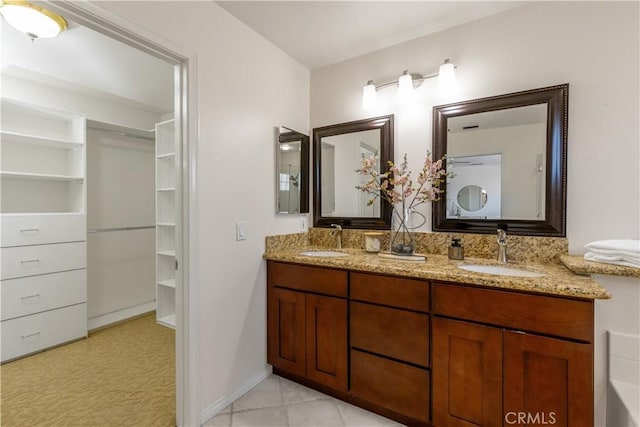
[268,261,347,297]
[1,269,86,321]
[432,282,594,342]
[351,273,429,312]
[351,302,429,367]
[351,349,430,423]
[1,214,86,247]
[1,242,86,280]
[1,303,87,362]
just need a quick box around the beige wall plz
[93,0,311,420]
[311,1,639,252]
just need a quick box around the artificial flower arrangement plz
[356,152,448,255]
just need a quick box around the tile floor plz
[203,374,405,427]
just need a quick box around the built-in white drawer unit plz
[1,242,86,280]
[1,269,86,321]
[1,303,87,362]
[1,213,86,248]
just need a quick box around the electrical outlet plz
[236,221,246,241]
[300,217,307,232]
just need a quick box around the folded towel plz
[585,239,640,254]
[585,248,640,262]
[585,252,640,269]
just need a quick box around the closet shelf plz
[1,131,83,149]
[156,119,176,330]
[158,279,176,289]
[0,171,84,182]
[157,313,176,328]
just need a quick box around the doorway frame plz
[39,1,199,425]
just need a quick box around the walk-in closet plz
[0,13,178,424]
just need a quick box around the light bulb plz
[397,70,414,104]
[362,80,377,110]
[438,59,457,94]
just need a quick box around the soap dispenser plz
[448,238,464,260]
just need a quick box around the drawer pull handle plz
[21,331,40,339]
[21,293,40,300]
[20,259,40,265]
[19,228,40,233]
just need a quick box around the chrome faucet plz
[330,224,343,249]
[496,229,508,264]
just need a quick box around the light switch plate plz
[236,221,246,241]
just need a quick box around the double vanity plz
[268,83,623,426]
[264,233,611,427]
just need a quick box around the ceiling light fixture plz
[0,0,68,40]
[362,59,457,110]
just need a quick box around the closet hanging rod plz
[87,225,156,233]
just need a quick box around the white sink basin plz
[458,264,546,278]
[299,250,349,257]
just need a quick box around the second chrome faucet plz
[496,228,508,263]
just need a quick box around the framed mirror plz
[276,126,309,214]
[313,115,394,229]
[432,84,568,236]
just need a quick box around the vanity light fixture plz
[362,59,457,110]
[0,0,68,40]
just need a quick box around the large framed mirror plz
[313,115,394,229]
[432,84,568,236]
[276,126,309,214]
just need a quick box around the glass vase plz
[389,207,425,255]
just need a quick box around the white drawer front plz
[1,269,86,321]
[1,242,87,280]
[1,214,86,247]
[1,303,87,362]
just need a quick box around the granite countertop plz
[561,254,640,278]
[264,247,611,300]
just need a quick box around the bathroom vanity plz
[265,250,608,427]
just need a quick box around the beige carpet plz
[0,313,175,426]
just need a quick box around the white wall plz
[310,2,639,426]
[92,0,311,419]
[311,1,639,251]
[1,74,162,131]
[86,128,156,323]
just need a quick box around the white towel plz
[585,248,640,262]
[585,252,640,269]
[585,239,640,254]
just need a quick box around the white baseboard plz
[200,366,273,426]
[88,301,156,331]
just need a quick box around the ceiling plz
[216,1,527,69]
[1,2,526,114]
[1,18,175,114]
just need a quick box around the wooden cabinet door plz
[503,331,593,427]
[267,287,306,378]
[432,317,503,427]
[305,293,348,391]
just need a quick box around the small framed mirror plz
[433,84,568,236]
[276,126,309,214]
[313,115,394,229]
